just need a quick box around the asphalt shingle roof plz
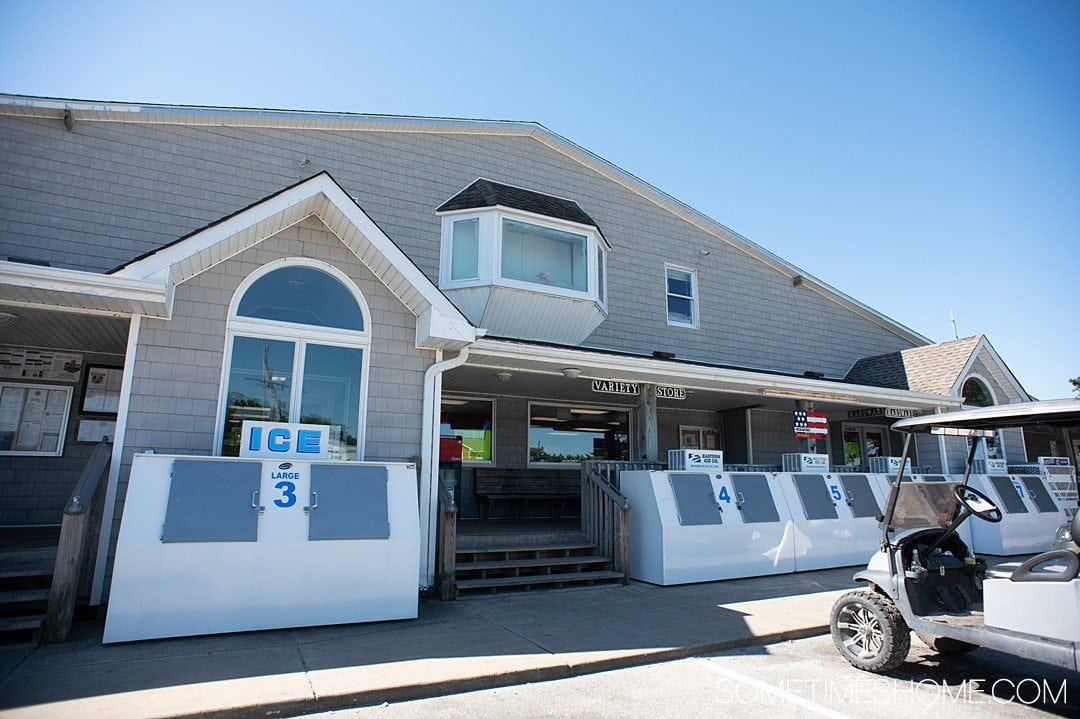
[844,335,983,394]
[437,178,598,228]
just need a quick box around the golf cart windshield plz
[890,481,964,531]
[882,398,1080,537]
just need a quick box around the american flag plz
[794,411,829,438]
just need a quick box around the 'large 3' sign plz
[239,421,330,460]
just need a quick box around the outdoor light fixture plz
[495,372,513,383]
[696,250,710,256]
[297,159,311,169]
[561,367,582,379]
[0,312,18,327]
[570,408,608,415]
[758,387,858,403]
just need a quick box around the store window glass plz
[219,261,369,460]
[441,398,494,462]
[529,403,630,464]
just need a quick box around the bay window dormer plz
[436,179,610,344]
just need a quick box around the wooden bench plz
[474,468,581,520]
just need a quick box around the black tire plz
[830,590,911,672]
[916,633,979,655]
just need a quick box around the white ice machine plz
[104,454,420,643]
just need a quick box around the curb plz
[173,624,832,719]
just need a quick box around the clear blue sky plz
[2,0,1077,399]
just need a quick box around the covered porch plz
[430,337,959,596]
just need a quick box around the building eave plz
[0,262,168,317]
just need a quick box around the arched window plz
[216,260,370,459]
[961,377,994,408]
[961,375,1004,461]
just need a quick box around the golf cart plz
[830,399,1080,673]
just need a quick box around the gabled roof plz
[844,335,1031,401]
[0,94,929,345]
[437,178,598,228]
[110,172,476,350]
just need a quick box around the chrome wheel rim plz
[836,603,884,660]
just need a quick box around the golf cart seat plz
[985,512,1080,582]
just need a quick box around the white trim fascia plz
[0,261,167,314]
[948,337,1032,402]
[469,338,962,409]
[0,94,926,346]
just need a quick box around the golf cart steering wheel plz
[954,485,1003,523]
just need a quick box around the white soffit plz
[467,338,961,410]
[111,173,475,349]
[0,95,928,346]
[0,262,167,317]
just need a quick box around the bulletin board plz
[0,382,72,456]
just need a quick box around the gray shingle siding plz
[98,217,433,598]
[0,115,917,377]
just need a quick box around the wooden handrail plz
[435,479,458,600]
[580,461,647,584]
[43,437,112,643]
[589,471,630,509]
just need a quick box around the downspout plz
[418,346,470,588]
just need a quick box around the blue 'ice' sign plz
[239,421,330,460]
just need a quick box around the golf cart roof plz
[891,399,1080,435]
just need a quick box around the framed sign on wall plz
[0,382,72,456]
[79,365,123,415]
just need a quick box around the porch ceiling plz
[452,339,962,417]
[443,364,911,416]
[0,305,128,355]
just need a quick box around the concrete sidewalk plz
[0,568,855,719]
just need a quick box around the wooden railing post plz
[435,480,458,600]
[43,438,111,643]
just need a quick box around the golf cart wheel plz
[916,633,978,655]
[830,590,911,672]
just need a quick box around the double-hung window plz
[665,265,698,327]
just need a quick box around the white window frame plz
[448,217,481,282]
[665,264,698,329]
[960,373,1007,462]
[438,206,609,310]
[526,400,633,468]
[442,395,496,465]
[213,258,373,459]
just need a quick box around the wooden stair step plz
[456,542,596,557]
[456,555,611,572]
[456,570,624,590]
[0,614,45,632]
[0,588,51,604]
[0,548,57,579]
